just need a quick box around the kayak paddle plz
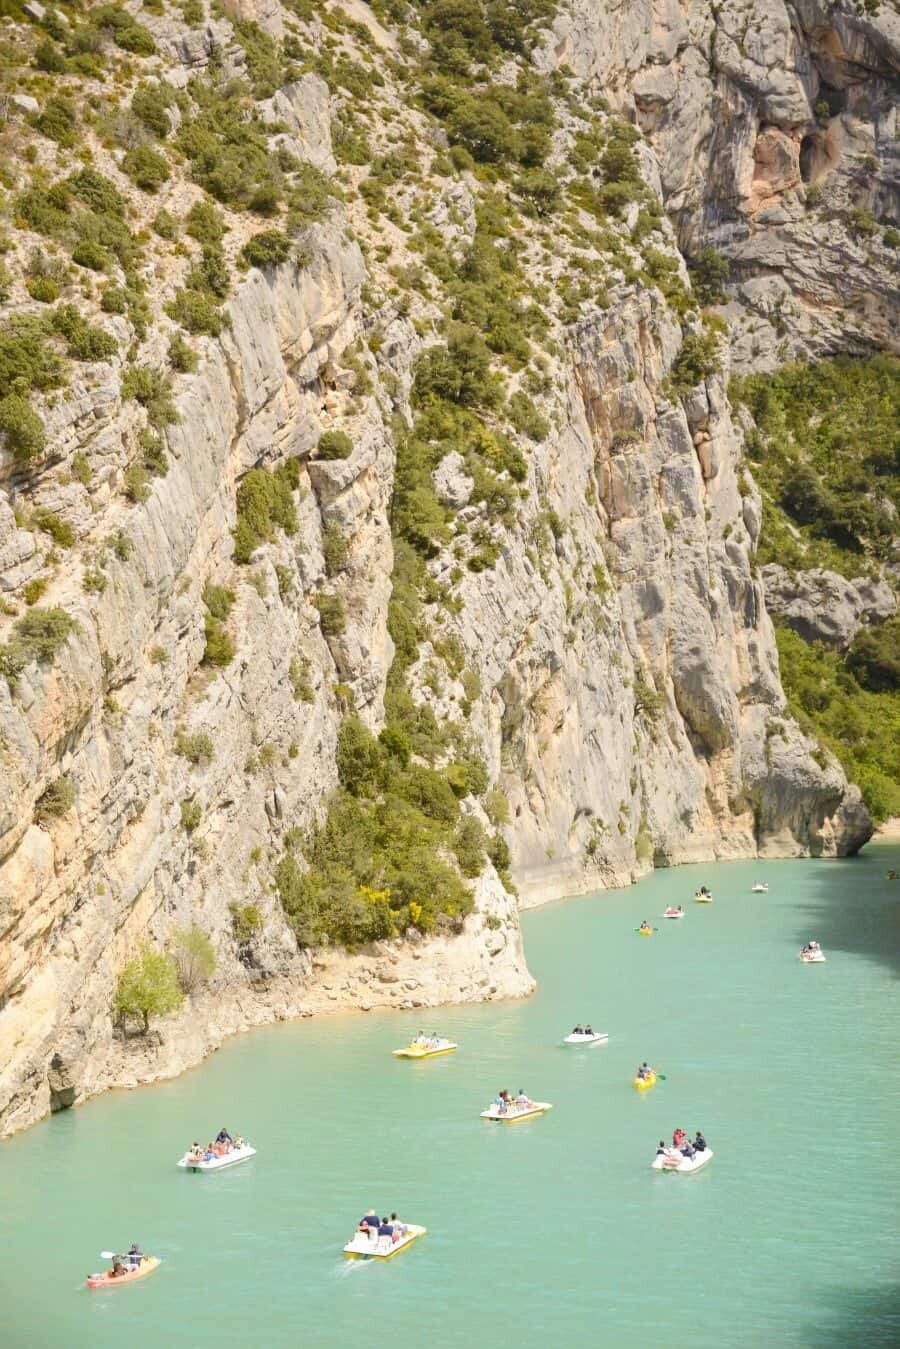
[99,1251,117,1260]
[634,927,658,933]
[651,1068,667,1081]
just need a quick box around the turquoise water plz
[2,850,899,1348]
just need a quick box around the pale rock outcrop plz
[762,564,898,649]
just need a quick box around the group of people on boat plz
[695,886,711,898]
[634,1062,653,1081]
[357,1210,409,1244]
[412,1031,445,1049]
[185,1127,245,1163]
[492,1088,534,1114]
[107,1244,144,1278]
[800,941,822,957]
[571,1025,596,1036]
[656,1128,707,1162]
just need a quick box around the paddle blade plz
[99,1251,117,1260]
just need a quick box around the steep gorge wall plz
[0,0,891,1137]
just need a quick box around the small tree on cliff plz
[113,943,184,1033]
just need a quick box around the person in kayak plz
[110,1257,128,1278]
[693,1131,706,1152]
[125,1243,143,1267]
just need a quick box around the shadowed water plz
[1,848,898,1348]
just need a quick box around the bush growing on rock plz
[122,145,171,193]
[170,926,217,992]
[180,799,202,832]
[240,230,293,269]
[312,592,346,637]
[666,329,721,397]
[175,730,215,764]
[230,903,263,947]
[0,394,46,461]
[316,430,353,460]
[233,464,299,563]
[113,944,184,1032]
[34,775,75,822]
[322,524,350,577]
[0,607,79,686]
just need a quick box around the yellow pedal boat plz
[392,1039,457,1060]
[343,1225,426,1260]
[632,1071,657,1091]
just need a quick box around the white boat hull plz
[481,1102,553,1122]
[343,1224,426,1260]
[563,1033,608,1045]
[800,952,826,963]
[662,912,684,919]
[751,885,768,893]
[652,1147,714,1174]
[177,1144,256,1172]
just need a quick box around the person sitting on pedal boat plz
[693,1131,706,1152]
[216,1127,233,1148]
[390,1212,407,1238]
[515,1088,532,1108]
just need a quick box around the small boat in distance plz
[638,924,653,936]
[662,906,684,919]
[86,1256,160,1289]
[563,1026,609,1045]
[177,1137,256,1172]
[481,1090,552,1122]
[799,942,826,963]
[751,882,769,893]
[343,1223,427,1261]
[652,1147,713,1174]
[694,888,713,903]
[632,1068,657,1091]
[392,1033,458,1059]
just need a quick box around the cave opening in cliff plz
[800,135,817,183]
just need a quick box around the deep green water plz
[2,849,899,1349]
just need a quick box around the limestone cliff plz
[0,0,893,1137]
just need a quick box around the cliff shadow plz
[792,844,900,979]
[800,1280,900,1347]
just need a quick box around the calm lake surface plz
[2,849,899,1348]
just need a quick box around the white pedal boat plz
[563,1030,609,1045]
[177,1144,256,1172]
[343,1224,426,1260]
[751,883,769,893]
[800,948,826,963]
[662,908,684,919]
[481,1101,553,1122]
[652,1147,714,1174]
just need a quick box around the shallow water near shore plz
[2,848,899,1348]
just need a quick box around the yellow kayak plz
[392,1040,457,1059]
[87,1257,160,1289]
[632,1071,657,1091]
[638,927,653,937]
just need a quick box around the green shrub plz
[507,390,548,441]
[241,230,293,269]
[234,19,283,98]
[846,619,900,694]
[202,582,235,621]
[336,715,384,796]
[31,509,74,548]
[168,332,198,373]
[170,926,216,992]
[0,607,78,686]
[289,655,315,702]
[203,614,235,667]
[180,799,202,832]
[131,80,176,138]
[0,394,46,462]
[121,365,176,428]
[123,464,151,503]
[113,943,184,1032]
[688,245,730,305]
[122,145,171,193]
[230,902,263,946]
[166,289,227,336]
[413,323,502,410]
[317,430,353,460]
[186,199,226,247]
[26,276,61,303]
[35,95,78,147]
[322,523,350,577]
[71,240,111,272]
[50,305,118,362]
[233,464,299,562]
[153,209,178,240]
[175,729,215,763]
[667,330,722,397]
[312,592,346,636]
[177,78,283,213]
[453,814,486,876]
[34,38,67,73]
[34,775,75,821]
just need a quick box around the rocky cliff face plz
[0,0,893,1137]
